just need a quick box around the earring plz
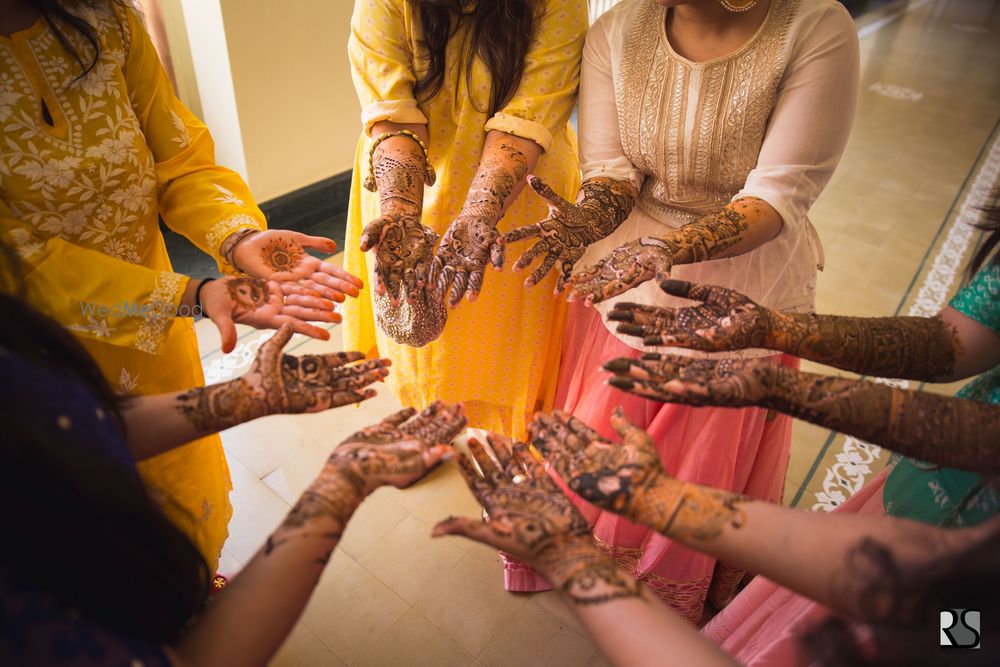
[720,0,757,11]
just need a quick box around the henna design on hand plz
[363,136,439,303]
[564,199,759,304]
[564,237,674,305]
[612,280,962,381]
[175,325,388,431]
[502,176,636,290]
[433,433,642,605]
[429,137,527,307]
[328,400,467,493]
[603,353,777,408]
[529,409,750,541]
[226,275,269,313]
[260,237,306,273]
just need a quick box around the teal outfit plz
[883,262,1000,526]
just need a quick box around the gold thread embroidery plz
[134,271,185,354]
[206,213,265,267]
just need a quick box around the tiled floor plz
[193,0,1000,664]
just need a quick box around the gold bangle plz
[364,129,437,192]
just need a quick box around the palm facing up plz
[529,408,666,517]
[330,401,468,494]
[603,352,779,408]
[433,434,591,565]
[609,279,778,350]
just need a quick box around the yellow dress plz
[0,6,267,571]
[345,0,586,438]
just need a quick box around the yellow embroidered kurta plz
[345,0,586,438]
[0,6,267,571]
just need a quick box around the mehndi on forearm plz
[654,198,764,266]
[631,477,752,543]
[767,313,961,381]
[573,177,636,238]
[764,368,999,471]
[174,379,275,433]
[533,538,643,606]
[370,140,427,216]
[460,136,528,224]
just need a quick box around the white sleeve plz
[735,3,860,229]
[578,16,644,190]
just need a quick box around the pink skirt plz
[504,303,796,623]
[701,468,888,665]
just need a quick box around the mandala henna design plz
[226,275,269,312]
[260,237,306,273]
[430,136,528,306]
[503,176,636,289]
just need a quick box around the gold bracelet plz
[364,129,437,192]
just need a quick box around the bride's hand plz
[562,237,674,305]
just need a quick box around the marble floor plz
[190,0,1000,664]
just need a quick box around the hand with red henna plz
[228,229,364,303]
[330,401,468,494]
[502,176,636,291]
[196,274,336,353]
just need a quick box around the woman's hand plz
[230,229,364,302]
[328,401,467,495]
[360,212,439,305]
[434,434,591,559]
[603,353,779,408]
[199,274,336,353]
[174,324,388,431]
[529,408,666,519]
[428,214,504,307]
[609,280,782,350]
[502,176,636,291]
[562,237,674,305]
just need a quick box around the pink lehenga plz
[501,0,860,623]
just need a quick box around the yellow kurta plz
[345,0,586,438]
[0,6,267,571]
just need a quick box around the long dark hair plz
[804,519,1000,666]
[411,0,539,115]
[27,0,130,79]
[0,243,209,643]
[967,186,1000,279]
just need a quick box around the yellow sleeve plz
[120,8,266,274]
[484,0,587,153]
[349,0,428,135]
[2,199,189,355]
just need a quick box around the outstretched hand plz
[603,352,779,408]
[242,324,391,415]
[609,280,781,350]
[433,434,591,564]
[329,401,468,494]
[529,408,666,519]
[231,229,363,303]
[200,275,337,353]
[563,237,674,305]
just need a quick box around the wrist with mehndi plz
[534,536,643,605]
[626,472,686,533]
[310,464,366,512]
[763,308,809,353]
[530,535,610,587]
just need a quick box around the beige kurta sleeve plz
[734,3,860,229]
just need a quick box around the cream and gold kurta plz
[345,0,587,438]
[0,6,266,571]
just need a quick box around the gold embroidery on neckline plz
[614,0,800,225]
